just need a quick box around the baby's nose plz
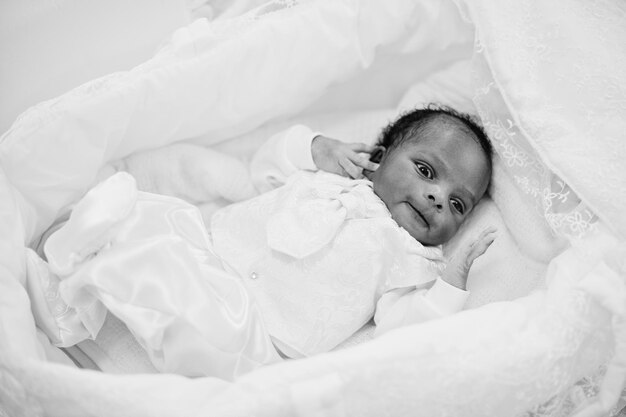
[427,193,443,210]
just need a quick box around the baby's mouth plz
[408,202,429,227]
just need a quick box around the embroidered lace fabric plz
[458,0,626,415]
[465,0,626,240]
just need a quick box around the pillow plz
[488,155,568,264]
[442,196,547,309]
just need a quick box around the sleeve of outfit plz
[249,124,321,193]
[373,277,470,337]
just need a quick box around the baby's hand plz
[311,135,380,179]
[442,226,497,291]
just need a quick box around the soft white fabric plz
[70,314,158,374]
[461,0,626,413]
[25,247,102,348]
[0,0,625,416]
[249,125,319,194]
[105,143,257,205]
[41,172,280,380]
[374,277,469,336]
[396,59,477,115]
[3,231,623,417]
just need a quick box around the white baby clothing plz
[37,125,469,380]
[212,125,469,356]
[212,170,444,357]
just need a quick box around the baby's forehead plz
[404,116,480,154]
[418,114,474,138]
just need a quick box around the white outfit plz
[39,125,469,380]
[213,125,468,356]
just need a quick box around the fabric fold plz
[40,173,280,379]
[266,173,383,259]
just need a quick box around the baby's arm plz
[250,125,379,193]
[441,227,497,291]
[374,227,497,336]
[374,278,469,336]
[250,125,318,193]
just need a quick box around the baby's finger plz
[477,226,498,238]
[467,233,496,262]
[469,227,497,247]
[465,227,496,250]
[338,158,363,179]
[349,153,379,172]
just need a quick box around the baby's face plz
[370,118,490,246]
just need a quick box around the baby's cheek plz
[440,220,462,244]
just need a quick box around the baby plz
[226,105,495,354]
[40,105,495,379]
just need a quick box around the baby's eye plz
[451,199,465,215]
[415,162,433,179]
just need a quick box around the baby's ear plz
[369,146,386,164]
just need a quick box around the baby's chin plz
[404,225,455,247]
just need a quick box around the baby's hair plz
[373,104,493,166]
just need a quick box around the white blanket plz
[1,0,625,416]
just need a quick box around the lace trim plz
[468,1,626,414]
[472,49,598,240]
[522,367,626,417]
